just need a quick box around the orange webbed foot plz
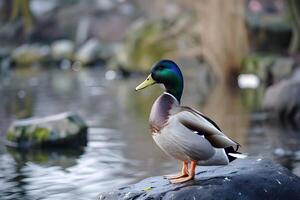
[164,161,189,180]
[170,175,194,183]
[165,173,188,180]
[170,160,197,184]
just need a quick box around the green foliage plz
[241,54,274,78]
[240,87,265,111]
[114,20,178,72]
[287,0,300,53]
[127,22,175,71]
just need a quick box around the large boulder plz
[75,38,107,65]
[98,158,300,200]
[11,44,51,65]
[263,68,300,123]
[5,113,88,149]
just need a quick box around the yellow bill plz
[135,74,156,91]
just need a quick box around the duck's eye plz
[158,66,164,70]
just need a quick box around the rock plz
[51,39,74,60]
[263,68,300,123]
[12,44,51,65]
[98,158,300,200]
[75,38,106,65]
[5,113,88,149]
[271,57,295,82]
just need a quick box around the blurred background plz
[0,0,300,199]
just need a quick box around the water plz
[0,66,299,200]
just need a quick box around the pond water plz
[0,66,299,200]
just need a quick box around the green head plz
[135,59,184,102]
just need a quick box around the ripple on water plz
[0,124,137,200]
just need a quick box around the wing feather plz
[178,107,239,149]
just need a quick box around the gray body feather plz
[149,93,237,165]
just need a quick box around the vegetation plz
[113,16,192,72]
[287,0,300,54]
[6,126,49,143]
[10,0,34,31]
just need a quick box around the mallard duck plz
[135,59,246,184]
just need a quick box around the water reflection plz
[264,122,300,174]
[0,66,299,200]
[1,69,37,119]
[201,83,249,147]
[6,147,84,168]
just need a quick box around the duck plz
[135,59,246,184]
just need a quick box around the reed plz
[10,0,34,31]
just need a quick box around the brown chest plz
[149,93,178,133]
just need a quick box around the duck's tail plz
[225,146,247,162]
[228,153,247,159]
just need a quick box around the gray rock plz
[270,57,295,82]
[12,44,51,65]
[263,68,300,123]
[98,158,300,200]
[5,113,87,149]
[75,38,106,64]
[51,39,74,60]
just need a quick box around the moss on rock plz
[34,127,50,143]
[5,113,88,149]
